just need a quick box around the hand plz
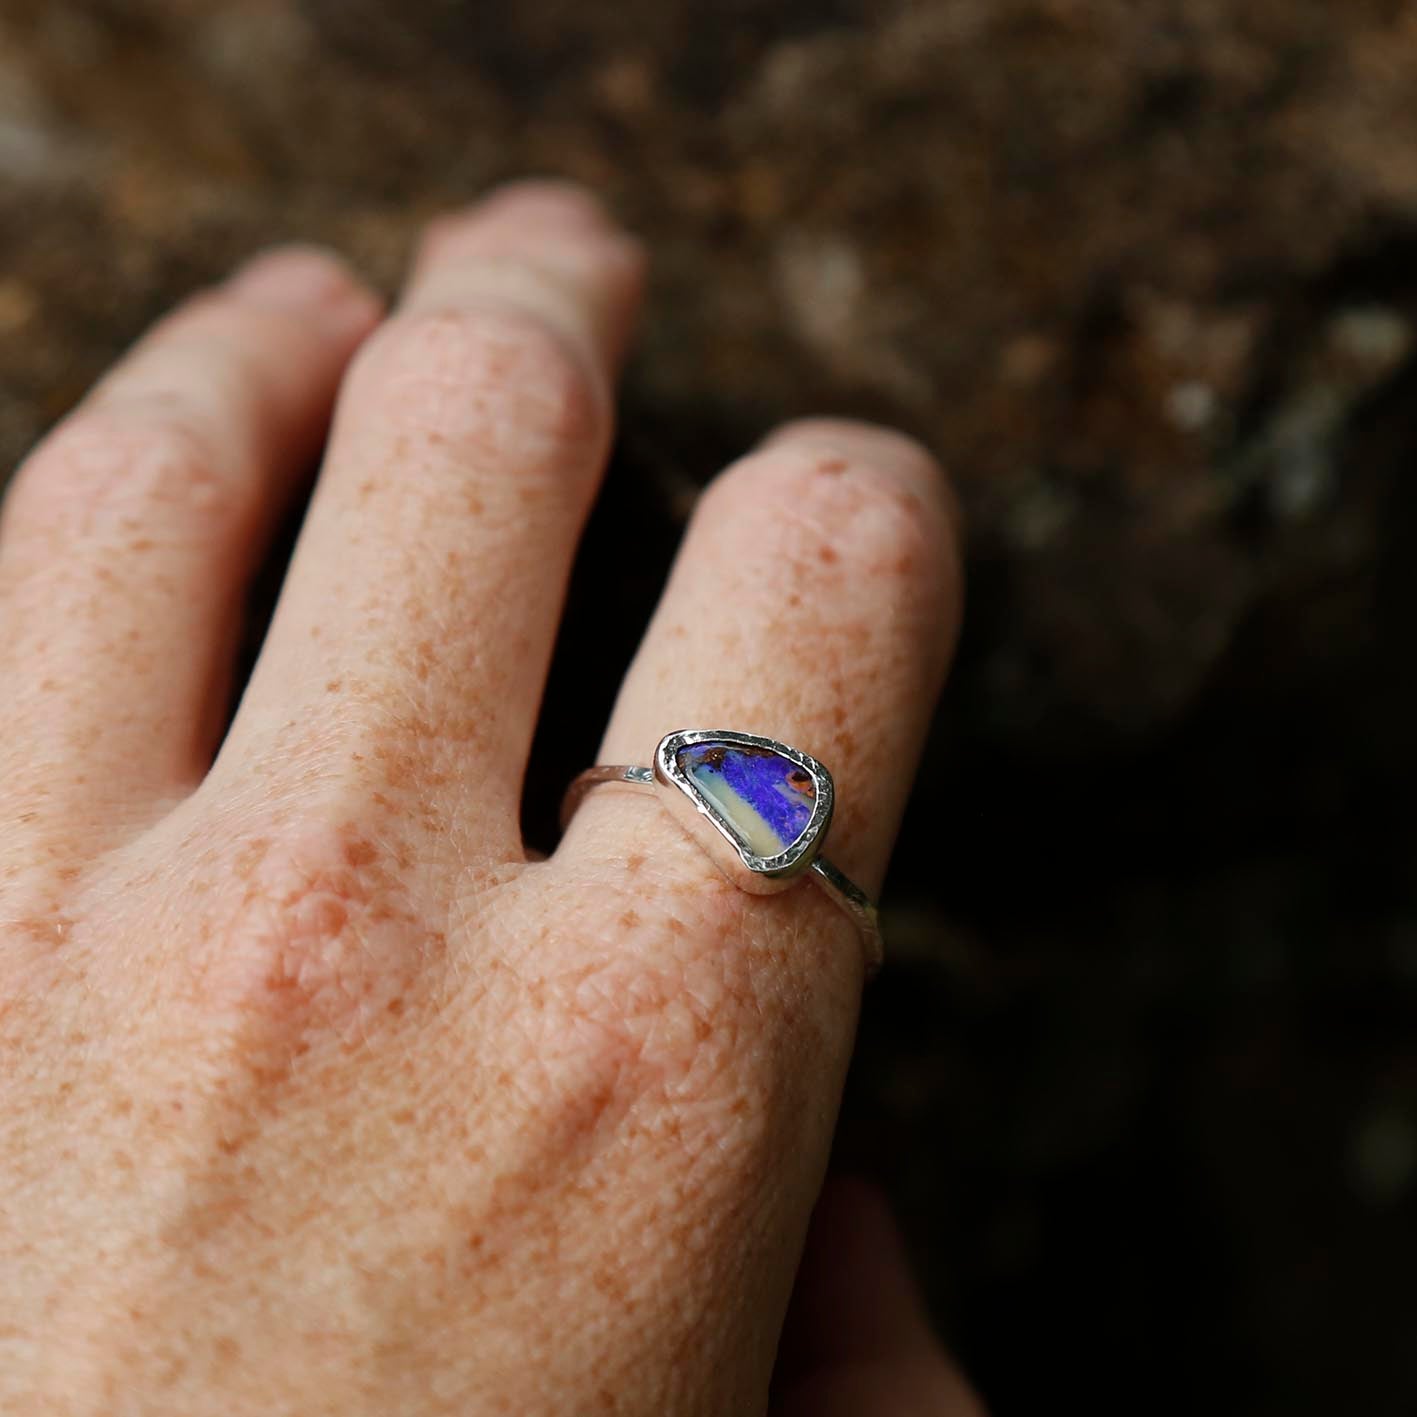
[0,181,975,1414]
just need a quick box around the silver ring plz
[561,729,883,975]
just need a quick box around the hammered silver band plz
[561,732,883,975]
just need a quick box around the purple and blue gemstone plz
[676,740,817,857]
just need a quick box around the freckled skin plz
[0,187,972,1416]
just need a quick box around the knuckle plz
[710,439,943,582]
[501,894,777,1169]
[349,305,606,480]
[7,404,246,540]
[180,817,430,1050]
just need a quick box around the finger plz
[217,182,645,860]
[773,1177,984,1417]
[559,416,962,945]
[532,421,959,1404]
[0,248,381,828]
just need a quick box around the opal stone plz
[676,741,817,857]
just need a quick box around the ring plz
[561,729,883,975]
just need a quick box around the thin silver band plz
[562,763,884,975]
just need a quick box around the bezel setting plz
[654,728,835,894]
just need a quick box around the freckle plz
[465,489,484,516]
[818,544,838,564]
[619,909,641,929]
[625,854,644,873]
[130,538,153,553]
[113,1097,133,1117]
[666,916,685,935]
[467,1231,485,1251]
[386,995,404,1015]
[343,836,377,869]
[325,678,342,693]
[234,838,269,880]
[817,457,848,475]
[786,592,801,607]
[309,898,348,936]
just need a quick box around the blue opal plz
[677,741,816,856]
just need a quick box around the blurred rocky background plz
[2,1,1415,1411]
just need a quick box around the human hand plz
[0,181,976,1414]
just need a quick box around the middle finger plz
[216,184,645,861]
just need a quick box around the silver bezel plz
[654,729,835,895]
